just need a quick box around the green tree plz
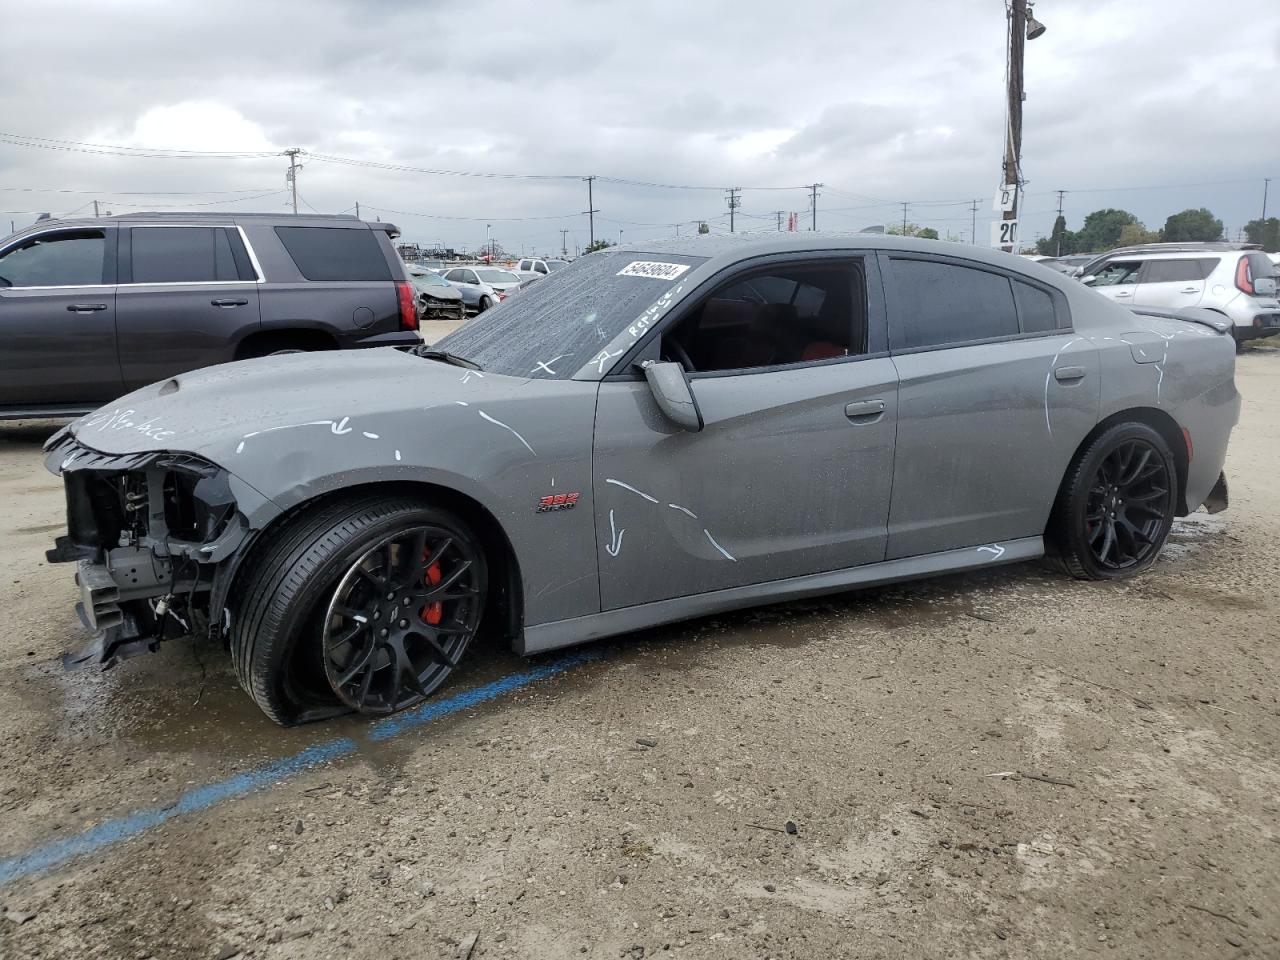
[1118,223,1161,247]
[1162,208,1223,242]
[697,222,710,235]
[886,222,938,239]
[1074,208,1141,252]
[1035,214,1072,257]
[1244,217,1280,252]
[582,239,614,254]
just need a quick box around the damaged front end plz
[43,430,257,668]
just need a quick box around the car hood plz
[421,285,462,300]
[68,348,524,463]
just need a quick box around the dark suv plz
[0,212,422,419]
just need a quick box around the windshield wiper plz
[407,347,483,371]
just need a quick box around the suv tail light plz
[1235,256,1255,295]
[396,281,417,331]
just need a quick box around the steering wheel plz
[664,338,694,373]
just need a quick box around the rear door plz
[1085,260,1142,304]
[1132,257,1212,309]
[881,253,1098,558]
[115,225,261,390]
[0,227,123,408]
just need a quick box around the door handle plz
[1054,365,1087,383]
[844,399,885,422]
[211,298,249,307]
[66,303,107,313]
[1180,287,1199,294]
[1113,291,1132,298]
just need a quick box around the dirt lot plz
[0,349,1277,960]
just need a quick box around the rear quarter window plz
[274,226,392,282]
[886,257,1020,350]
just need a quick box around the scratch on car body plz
[236,418,349,454]
[977,543,1006,559]
[532,354,569,376]
[605,478,658,503]
[478,410,535,454]
[1044,337,1086,435]
[362,431,379,440]
[703,529,736,561]
[605,510,625,558]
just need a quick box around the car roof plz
[613,232,1069,282]
[5,211,400,239]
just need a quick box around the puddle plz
[1159,513,1228,562]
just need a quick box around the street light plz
[1026,2,1047,39]
[618,229,624,246]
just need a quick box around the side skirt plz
[517,536,1043,656]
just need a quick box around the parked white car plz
[513,257,569,281]
[440,266,523,313]
[1083,249,1279,344]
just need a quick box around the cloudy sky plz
[2,0,1278,254]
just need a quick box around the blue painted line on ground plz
[0,648,602,888]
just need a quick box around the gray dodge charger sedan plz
[43,235,1238,724]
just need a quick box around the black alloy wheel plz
[322,525,484,713]
[1084,438,1173,570]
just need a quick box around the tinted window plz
[1088,261,1141,286]
[1143,259,1204,283]
[436,250,707,377]
[131,227,240,283]
[0,231,105,287]
[663,261,864,373]
[1013,280,1057,333]
[274,226,391,282]
[887,258,1019,349]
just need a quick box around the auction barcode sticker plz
[617,261,691,281]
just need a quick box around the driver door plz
[591,254,898,610]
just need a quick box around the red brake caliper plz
[420,546,444,625]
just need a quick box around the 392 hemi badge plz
[537,491,580,513]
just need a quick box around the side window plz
[661,260,866,373]
[1012,280,1058,333]
[464,270,479,284]
[0,231,106,287]
[273,227,392,282]
[534,262,548,274]
[131,227,236,283]
[886,258,1019,350]
[1143,259,1203,283]
[1088,261,1142,286]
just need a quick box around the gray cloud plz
[2,0,1277,252]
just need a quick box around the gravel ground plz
[0,349,1276,960]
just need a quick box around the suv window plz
[0,230,106,287]
[130,227,240,283]
[1088,261,1142,286]
[274,226,391,282]
[1142,259,1205,284]
[663,261,865,372]
[534,261,548,274]
[518,260,532,271]
[886,258,1019,350]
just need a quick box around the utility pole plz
[284,147,302,215]
[355,201,360,220]
[1264,178,1271,222]
[1000,0,1044,251]
[583,176,598,246]
[902,202,909,235]
[1054,189,1066,255]
[970,199,979,244]
[773,210,785,232]
[726,187,741,233]
[806,183,823,230]
[559,229,569,257]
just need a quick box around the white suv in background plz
[513,257,569,281]
[1083,247,1279,344]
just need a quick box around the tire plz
[230,495,488,725]
[478,296,493,312]
[1044,422,1177,580]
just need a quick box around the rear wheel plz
[1045,422,1177,580]
[478,295,493,312]
[230,495,487,724]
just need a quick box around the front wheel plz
[1045,422,1177,580]
[478,295,493,312]
[230,496,487,724]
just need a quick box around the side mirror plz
[1080,275,1096,286]
[641,361,703,432]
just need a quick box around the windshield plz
[411,271,449,288]
[477,268,519,284]
[436,250,707,378]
